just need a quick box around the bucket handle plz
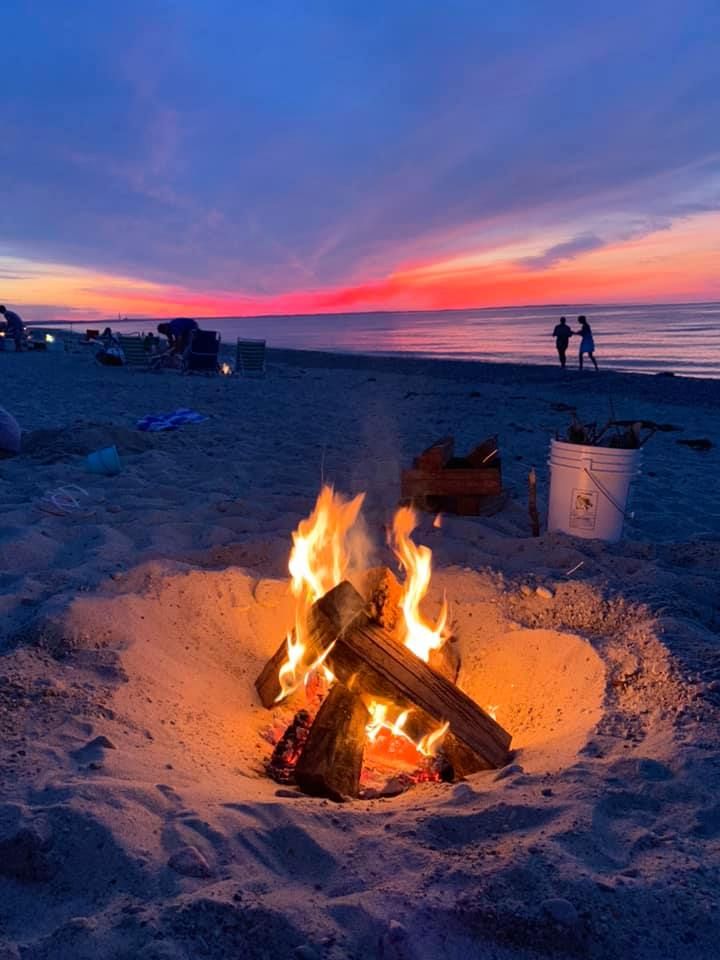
[584,467,635,521]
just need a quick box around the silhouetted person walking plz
[552,316,573,368]
[577,316,598,370]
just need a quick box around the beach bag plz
[0,406,21,453]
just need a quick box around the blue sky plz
[1,0,719,317]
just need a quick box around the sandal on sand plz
[36,485,96,518]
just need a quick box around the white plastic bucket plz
[547,439,641,542]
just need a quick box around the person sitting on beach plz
[576,315,599,371]
[143,331,160,354]
[95,327,124,366]
[551,317,573,368]
[157,317,199,356]
[0,305,26,351]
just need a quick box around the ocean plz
[44,301,720,378]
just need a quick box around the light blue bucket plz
[86,444,122,476]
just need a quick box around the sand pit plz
[48,565,607,793]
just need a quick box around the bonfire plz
[255,486,511,800]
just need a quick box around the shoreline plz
[22,298,720,381]
[261,345,720,403]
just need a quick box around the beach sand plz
[1,346,719,959]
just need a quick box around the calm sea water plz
[45,301,720,378]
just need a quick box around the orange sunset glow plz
[5,209,720,322]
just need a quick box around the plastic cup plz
[86,445,122,476]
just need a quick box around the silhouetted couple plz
[552,316,598,370]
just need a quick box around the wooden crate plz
[400,435,503,515]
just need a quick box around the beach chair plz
[64,330,85,353]
[118,334,150,368]
[28,328,48,350]
[235,338,266,377]
[182,329,221,374]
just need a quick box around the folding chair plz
[118,335,151,368]
[235,338,266,377]
[182,329,221,373]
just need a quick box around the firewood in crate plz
[312,584,511,770]
[466,435,500,468]
[414,436,455,471]
[401,468,502,499]
[254,581,367,708]
[294,684,369,802]
[267,710,313,784]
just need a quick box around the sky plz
[1,0,719,321]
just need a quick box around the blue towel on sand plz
[136,408,207,432]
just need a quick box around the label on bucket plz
[569,488,598,530]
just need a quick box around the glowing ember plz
[391,506,449,662]
[220,361,232,375]
[433,513,443,528]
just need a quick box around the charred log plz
[312,584,511,770]
[294,684,369,802]
[254,581,367,708]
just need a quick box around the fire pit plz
[254,487,512,801]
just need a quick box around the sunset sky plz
[2,1,719,321]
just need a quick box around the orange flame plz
[275,485,364,700]
[391,506,449,662]
[275,489,451,764]
[364,699,449,757]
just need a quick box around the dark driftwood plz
[254,581,367,708]
[295,684,369,801]
[311,584,511,769]
[528,467,540,537]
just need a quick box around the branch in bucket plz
[562,416,658,449]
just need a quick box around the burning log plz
[361,566,404,635]
[294,684,370,802]
[312,584,511,770]
[254,581,366,708]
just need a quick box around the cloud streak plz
[1,1,719,313]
